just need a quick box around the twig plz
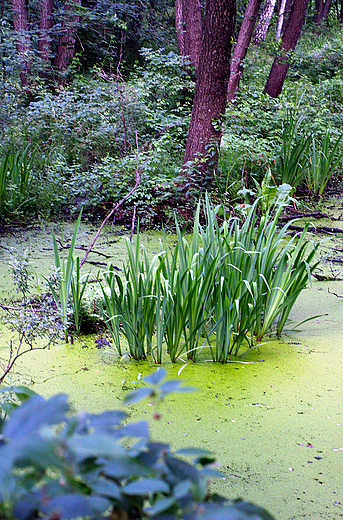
[288,224,343,235]
[279,211,330,221]
[326,258,343,264]
[140,123,181,151]
[47,244,111,259]
[80,132,142,267]
[312,273,343,281]
[130,205,137,242]
[328,288,343,298]
[0,303,23,311]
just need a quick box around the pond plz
[1,204,343,520]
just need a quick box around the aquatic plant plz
[70,256,90,336]
[0,147,35,217]
[275,111,311,188]
[0,369,275,520]
[100,232,165,361]
[304,130,343,196]
[48,210,85,341]
[100,194,318,362]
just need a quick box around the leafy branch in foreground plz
[0,368,275,520]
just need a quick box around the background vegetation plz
[0,2,342,226]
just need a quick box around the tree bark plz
[314,0,324,23]
[183,0,236,179]
[11,0,32,86]
[38,0,54,72]
[253,0,277,44]
[54,0,81,80]
[264,0,309,98]
[322,0,333,20]
[275,0,287,39]
[175,0,203,72]
[227,0,262,102]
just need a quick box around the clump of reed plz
[100,194,319,363]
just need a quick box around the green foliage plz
[304,131,343,196]
[100,233,165,361]
[0,370,275,520]
[292,29,343,83]
[0,147,35,218]
[48,211,87,340]
[275,111,311,187]
[0,48,193,223]
[1,249,62,384]
[100,195,318,362]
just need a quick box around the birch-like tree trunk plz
[253,0,277,44]
[275,0,287,39]
[175,0,202,72]
[227,0,262,102]
[183,0,236,178]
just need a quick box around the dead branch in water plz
[279,211,330,221]
[288,224,343,235]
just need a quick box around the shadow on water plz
[1,212,343,520]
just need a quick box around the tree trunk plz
[183,0,236,179]
[314,0,324,23]
[315,0,332,22]
[275,0,287,39]
[54,0,81,80]
[11,0,32,86]
[322,0,333,20]
[264,0,309,98]
[175,0,203,72]
[253,0,277,45]
[227,0,262,102]
[38,0,54,73]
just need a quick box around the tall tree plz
[55,0,81,79]
[183,0,236,178]
[227,0,262,102]
[38,0,54,73]
[11,0,32,86]
[253,0,277,44]
[175,0,203,72]
[275,0,287,39]
[264,0,309,98]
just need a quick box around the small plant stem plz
[130,205,137,242]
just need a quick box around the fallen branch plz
[279,211,330,221]
[311,273,343,281]
[328,288,343,298]
[48,242,111,259]
[326,258,343,264]
[288,224,343,235]
[80,132,142,267]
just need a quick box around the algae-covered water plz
[1,211,343,520]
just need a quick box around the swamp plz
[2,1,343,519]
